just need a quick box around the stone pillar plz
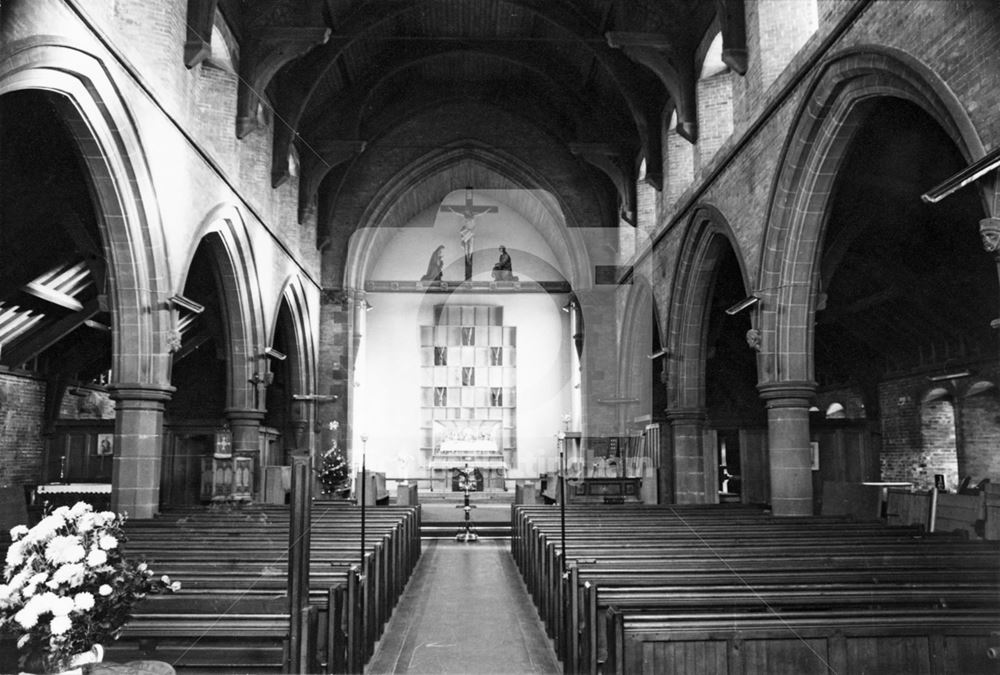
[666,407,709,503]
[758,381,816,516]
[108,383,174,519]
[226,407,265,453]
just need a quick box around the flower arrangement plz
[0,501,179,673]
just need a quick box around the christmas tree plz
[317,421,350,495]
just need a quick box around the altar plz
[428,439,507,491]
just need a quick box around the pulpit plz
[201,455,254,502]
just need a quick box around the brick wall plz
[960,390,1000,483]
[664,123,695,211]
[696,73,736,171]
[755,0,819,92]
[878,370,1000,491]
[0,371,46,486]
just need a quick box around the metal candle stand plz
[455,463,479,543]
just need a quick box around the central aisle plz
[366,539,561,674]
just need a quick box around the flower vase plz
[22,644,103,675]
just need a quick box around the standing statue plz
[421,245,445,281]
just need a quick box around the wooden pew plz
[605,607,1000,675]
[104,503,421,673]
[511,504,1000,675]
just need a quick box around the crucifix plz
[440,186,498,281]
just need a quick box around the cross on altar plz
[440,187,498,281]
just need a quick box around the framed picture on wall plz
[96,433,114,456]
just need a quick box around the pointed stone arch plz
[664,204,752,503]
[757,48,987,386]
[755,47,987,515]
[181,204,268,414]
[0,43,174,385]
[0,43,174,517]
[267,275,318,453]
[618,276,662,427]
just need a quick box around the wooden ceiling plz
[192,0,747,239]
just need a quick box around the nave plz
[367,540,560,675]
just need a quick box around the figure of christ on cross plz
[439,187,498,281]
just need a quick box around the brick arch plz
[666,204,753,411]
[181,205,267,411]
[758,48,987,386]
[0,43,173,386]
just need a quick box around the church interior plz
[1,0,999,673]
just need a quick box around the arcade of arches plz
[0,2,998,522]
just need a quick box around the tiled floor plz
[366,539,562,674]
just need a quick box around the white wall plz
[354,196,574,480]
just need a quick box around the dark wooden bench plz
[605,607,1000,675]
[103,503,421,673]
[511,504,1000,675]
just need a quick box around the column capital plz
[107,382,175,404]
[757,381,816,408]
[225,407,267,423]
[663,407,707,423]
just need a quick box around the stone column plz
[665,407,709,503]
[758,381,816,516]
[108,383,174,519]
[226,407,265,453]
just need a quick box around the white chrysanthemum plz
[51,595,75,617]
[22,584,37,598]
[45,535,85,565]
[14,606,38,629]
[98,584,113,596]
[161,575,171,585]
[8,567,31,591]
[68,501,91,518]
[29,572,48,586]
[169,580,182,592]
[9,524,28,541]
[50,614,72,635]
[52,563,86,588]
[73,591,95,611]
[137,562,147,572]
[27,515,65,547]
[98,511,117,526]
[0,583,12,603]
[76,512,96,533]
[86,549,108,567]
[30,591,61,615]
[5,541,24,568]
[98,534,118,551]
